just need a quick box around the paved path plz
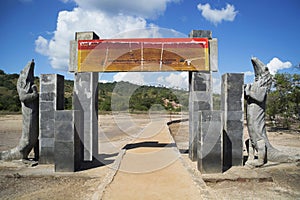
[101,119,209,200]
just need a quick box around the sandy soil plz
[169,120,300,199]
[0,114,299,199]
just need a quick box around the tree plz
[266,73,299,129]
[291,74,300,119]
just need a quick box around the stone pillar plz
[39,74,64,164]
[72,31,99,162]
[54,110,82,172]
[221,73,244,170]
[197,111,223,173]
[189,72,213,161]
[73,72,98,161]
[188,29,214,162]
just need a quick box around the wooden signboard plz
[77,38,209,72]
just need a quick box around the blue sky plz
[0,0,299,91]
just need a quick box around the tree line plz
[1,69,298,130]
[266,73,300,129]
[0,69,189,113]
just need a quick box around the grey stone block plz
[40,110,54,120]
[40,102,54,111]
[194,101,211,111]
[223,130,244,168]
[40,74,54,83]
[225,120,243,132]
[221,73,244,168]
[189,71,213,162]
[40,130,54,138]
[40,119,54,135]
[194,83,207,91]
[227,101,243,111]
[40,84,55,92]
[69,40,78,72]
[39,74,65,164]
[55,142,75,172]
[40,138,55,147]
[197,111,223,173]
[75,31,99,40]
[55,122,74,142]
[189,30,212,39]
[39,147,54,164]
[194,71,211,81]
[54,110,83,172]
[40,92,55,101]
[225,111,243,121]
[193,92,211,102]
[55,111,73,121]
[198,141,222,173]
[73,72,98,161]
[209,38,218,72]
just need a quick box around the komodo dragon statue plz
[245,57,299,167]
[0,60,39,161]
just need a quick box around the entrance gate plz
[39,30,244,173]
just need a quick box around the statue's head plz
[251,57,272,90]
[18,60,35,92]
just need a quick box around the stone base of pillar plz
[197,111,223,173]
[54,110,82,172]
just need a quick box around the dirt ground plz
[169,119,300,199]
[0,114,299,199]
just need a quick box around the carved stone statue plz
[245,57,298,167]
[0,60,39,161]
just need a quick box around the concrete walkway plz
[101,119,210,200]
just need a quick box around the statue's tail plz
[267,146,300,163]
[0,148,22,161]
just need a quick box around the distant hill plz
[0,70,27,112]
[0,69,194,113]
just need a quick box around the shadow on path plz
[122,141,176,150]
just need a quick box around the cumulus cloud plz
[266,57,292,75]
[157,72,188,89]
[35,8,148,70]
[35,0,179,71]
[113,72,145,85]
[35,36,49,55]
[197,3,238,25]
[72,0,179,19]
[155,72,221,93]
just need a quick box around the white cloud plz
[35,0,180,71]
[72,0,179,19]
[99,79,111,83]
[157,76,165,85]
[197,3,238,25]
[243,70,255,84]
[267,57,292,75]
[157,72,188,89]
[113,72,145,85]
[244,71,255,77]
[35,8,148,70]
[35,36,49,55]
